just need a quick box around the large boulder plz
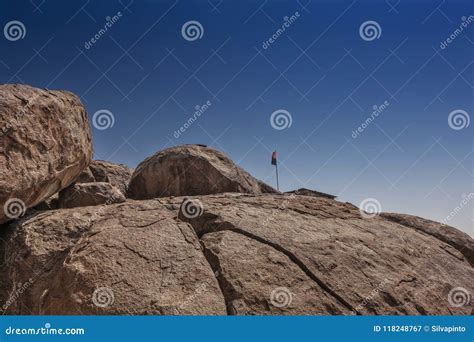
[58,182,126,209]
[173,193,473,315]
[127,145,277,199]
[1,201,226,314]
[77,160,132,195]
[0,84,92,224]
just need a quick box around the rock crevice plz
[182,212,358,314]
[199,241,236,315]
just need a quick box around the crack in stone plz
[184,214,359,314]
[122,242,153,262]
[395,276,417,287]
[198,240,235,315]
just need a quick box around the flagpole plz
[275,161,279,191]
[271,151,279,191]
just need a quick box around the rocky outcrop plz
[0,94,472,318]
[286,188,337,200]
[76,167,95,183]
[0,84,93,223]
[127,145,277,199]
[77,160,132,195]
[1,201,226,314]
[174,193,473,315]
[201,230,350,314]
[33,194,59,211]
[58,182,126,209]
[1,193,472,315]
[380,213,474,267]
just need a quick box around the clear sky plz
[1,0,472,235]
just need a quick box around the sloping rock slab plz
[202,230,350,314]
[1,201,226,315]
[175,193,474,315]
[381,212,474,267]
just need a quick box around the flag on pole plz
[271,151,277,165]
[271,151,279,190]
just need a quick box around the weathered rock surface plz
[76,167,95,184]
[174,194,473,315]
[201,231,350,315]
[77,160,132,195]
[127,145,277,199]
[1,193,472,315]
[58,182,126,209]
[286,188,337,200]
[1,201,227,314]
[33,194,59,211]
[0,84,93,224]
[380,213,474,267]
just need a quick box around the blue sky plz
[1,0,472,235]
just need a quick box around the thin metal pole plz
[275,162,280,191]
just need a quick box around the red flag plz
[271,151,277,165]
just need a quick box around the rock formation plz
[381,213,474,267]
[58,182,126,209]
[77,160,132,196]
[0,84,92,223]
[1,193,472,315]
[0,85,472,316]
[174,194,473,315]
[127,144,278,199]
[0,201,226,314]
[286,188,337,200]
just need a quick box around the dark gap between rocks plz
[185,214,359,315]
